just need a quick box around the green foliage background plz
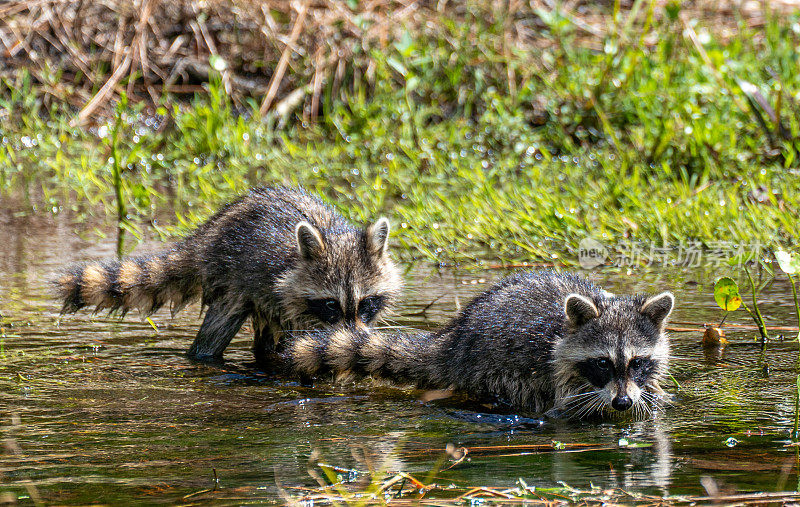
[1,2,799,263]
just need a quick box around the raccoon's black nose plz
[611,395,633,411]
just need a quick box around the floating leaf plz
[714,277,742,312]
[702,326,728,346]
[775,250,800,275]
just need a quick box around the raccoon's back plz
[191,187,353,295]
[449,270,603,337]
[433,270,605,398]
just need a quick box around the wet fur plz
[287,270,673,419]
[55,187,402,361]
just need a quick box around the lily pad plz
[714,277,742,312]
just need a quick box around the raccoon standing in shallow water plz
[288,270,674,419]
[55,187,402,362]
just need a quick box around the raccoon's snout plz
[611,394,633,411]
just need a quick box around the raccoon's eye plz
[576,358,615,388]
[306,298,342,324]
[629,358,644,370]
[358,295,386,323]
[593,358,613,371]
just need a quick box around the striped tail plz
[287,326,440,387]
[54,246,201,317]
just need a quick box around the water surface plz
[1,209,799,503]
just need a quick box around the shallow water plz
[2,208,800,503]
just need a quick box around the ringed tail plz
[287,326,437,386]
[54,246,200,317]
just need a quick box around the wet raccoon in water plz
[288,270,674,419]
[54,187,402,362]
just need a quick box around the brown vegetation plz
[1,0,793,124]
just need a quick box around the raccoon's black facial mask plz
[358,295,386,323]
[576,358,614,388]
[306,298,343,324]
[576,356,658,389]
[628,357,657,386]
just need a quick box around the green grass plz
[1,2,799,264]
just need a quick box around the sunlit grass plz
[1,4,799,264]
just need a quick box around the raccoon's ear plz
[564,294,600,325]
[366,217,391,256]
[295,221,325,260]
[640,292,674,326]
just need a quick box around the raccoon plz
[288,270,674,419]
[55,186,403,362]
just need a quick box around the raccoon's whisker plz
[563,386,601,402]
[634,399,649,419]
[573,393,603,420]
[564,396,597,411]
[562,391,601,413]
[561,397,584,419]
[594,396,607,416]
[638,393,651,406]
[638,392,659,418]
[640,391,657,402]
[643,399,655,418]
[573,399,593,419]
[573,386,607,419]
[584,396,604,419]
[563,390,602,401]
[641,390,665,409]
[562,399,589,417]
[651,392,674,407]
